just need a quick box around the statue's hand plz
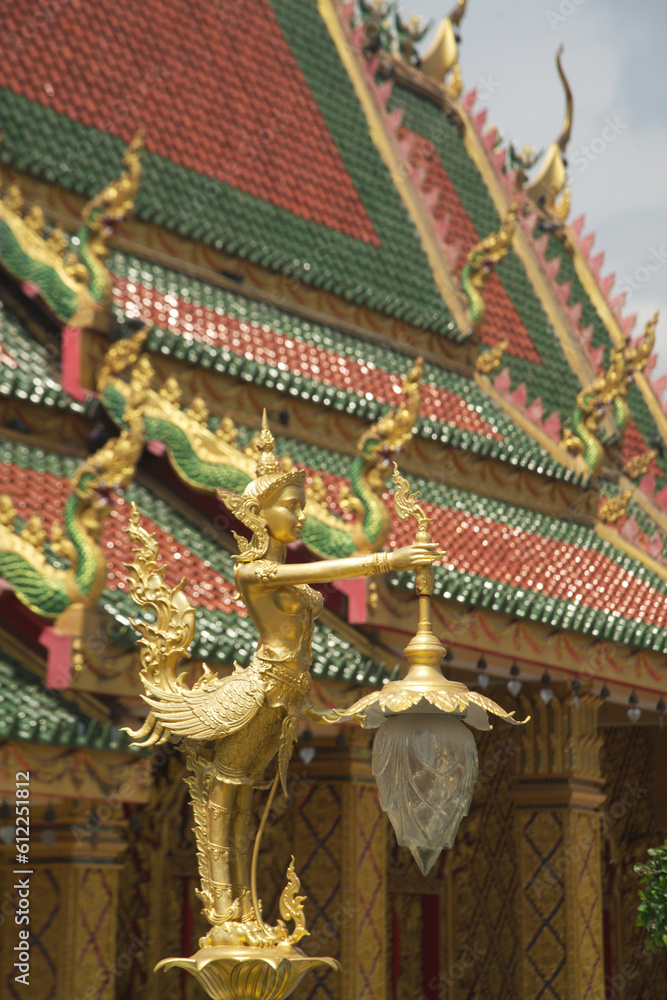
[390,542,441,571]
[303,704,344,725]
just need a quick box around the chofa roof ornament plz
[419,0,468,96]
[525,46,572,220]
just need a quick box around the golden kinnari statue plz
[125,411,521,1000]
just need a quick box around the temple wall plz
[3,716,665,999]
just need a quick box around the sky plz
[412,0,667,376]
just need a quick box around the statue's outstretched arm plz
[237,542,440,588]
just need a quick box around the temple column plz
[0,806,129,1000]
[292,730,387,1000]
[510,685,606,1000]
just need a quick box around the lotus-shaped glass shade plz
[372,714,478,875]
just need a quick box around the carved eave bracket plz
[461,202,517,335]
[0,173,98,328]
[0,394,145,623]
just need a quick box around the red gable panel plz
[404,131,541,364]
[4,0,379,244]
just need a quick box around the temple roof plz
[0,435,388,684]
[0,0,460,337]
[108,250,581,481]
[1,0,667,715]
[381,77,666,481]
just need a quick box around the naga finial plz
[358,357,422,459]
[463,203,517,333]
[626,311,658,373]
[562,317,658,472]
[475,339,508,374]
[82,130,144,243]
[80,130,144,307]
[525,46,572,219]
[96,322,151,392]
[597,313,658,431]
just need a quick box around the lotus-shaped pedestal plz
[157,945,340,1000]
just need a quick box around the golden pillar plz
[292,730,387,1000]
[0,806,128,1000]
[511,685,605,1000]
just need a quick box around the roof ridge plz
[320,0,469,333]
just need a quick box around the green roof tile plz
[110,251,581,483]
[385,83,582,417]
[0,652,139,751]
[0,298,99,417]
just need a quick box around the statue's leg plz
[231,785,254,920]
[207,779,237,921]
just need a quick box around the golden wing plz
[139,665,264,741]
[123,504,264,747]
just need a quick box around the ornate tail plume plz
[123,503,196,747]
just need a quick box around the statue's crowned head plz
[219,411,306,562]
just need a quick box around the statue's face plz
[262,485,306,545]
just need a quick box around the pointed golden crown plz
[255,410,281,477]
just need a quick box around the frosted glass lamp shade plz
[372,714,479,876]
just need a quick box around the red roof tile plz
[383,496,667,627]
[4,462,667,635]
[0,468,244,615]
[113,278,502,440]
